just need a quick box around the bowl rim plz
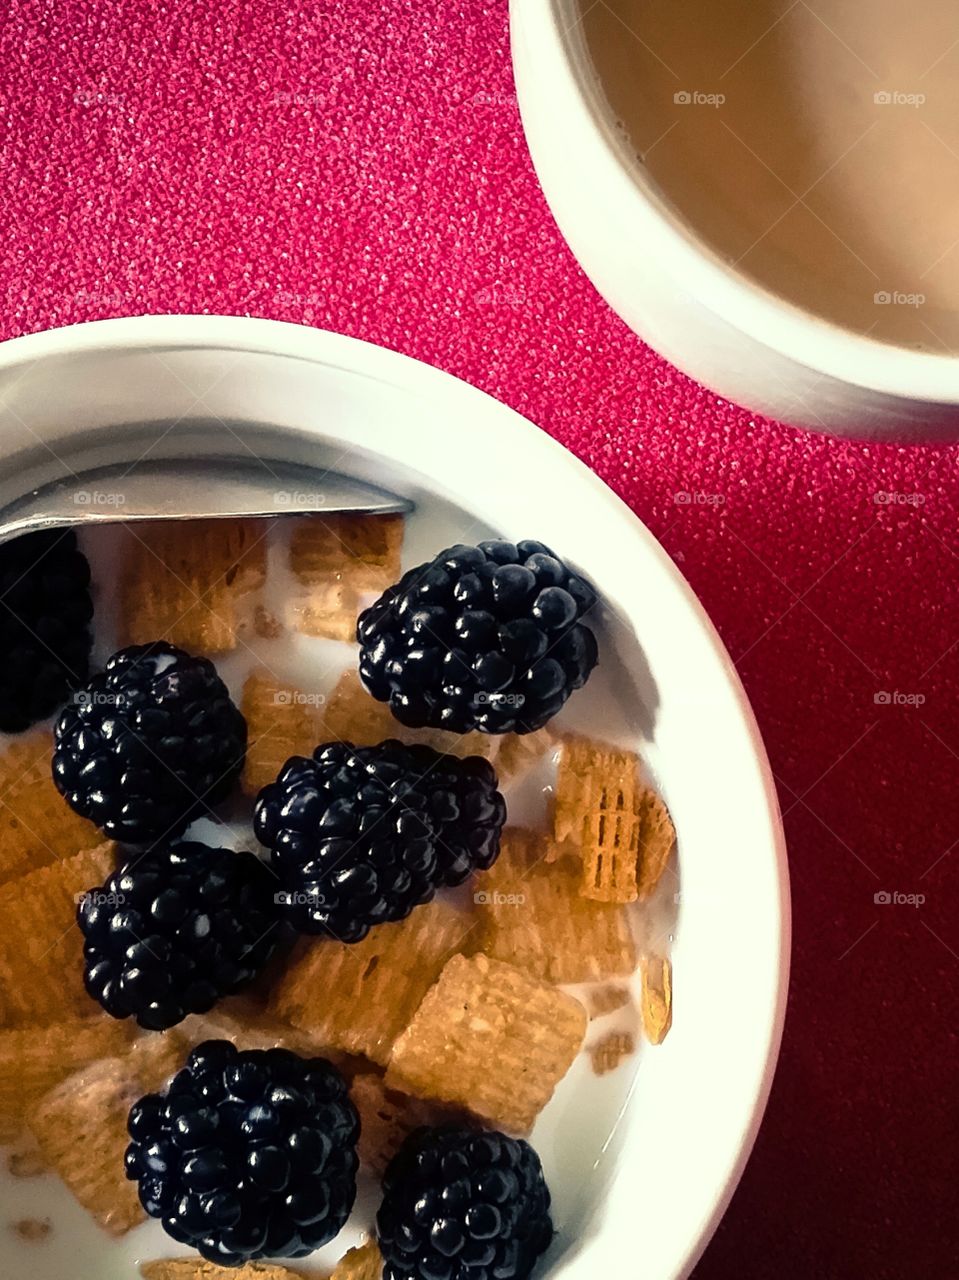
[0,314,791,1278]
[518,0,959,405]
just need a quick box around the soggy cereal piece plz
[386,953,587,1134]
[319,669,497,761]
[320,669,398,747]
[8,1143,46,1178]
[286,514,404,641]
[411,723,499,763]
[271,900,470,1067]
[332,1239,384,1280]
[27,1056,144,1234]
[127,1030,189,1093]
[641,955,673,1045]
[494,726,556,784]
[25,1031,188,1235]
[633,789,676,900]
[178,1001,358,1076]
[252,604,284,639]
[240,668,323,795]
[0,1017,133,1141]
[11,1217,51,1242]
[590,1030,636,1076]
[290,513,404,589]
[553,735,675,903]
[141,1260,309,1279]
[477,828,636,984]
[0,841,116,1027]
[286,579,360,642]
[350,1072,468,1175]
[120,518,268,654]
[0,730,100,886]
[586,984,632,1020]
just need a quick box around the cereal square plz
[320,669,498,762]
[286,513,403,641]
[120,517,267,654]
[586,984,632,1020]
[27,1033,187,1236]
[240,668,322,795]
[320,669,398,747]
[386,953,587,1134]
[0,842,116,1027]
[28,1057,142,1234]
[178,1000,360,1077]
[552,735,675,903]
[289,513,403,588]
[270,900,470,1067]
[350,1072,466,1175]
[477,828,636,984]
[494,726,556,784]
[0,730,100,886]
[0,1017,133,1142]
[589,1030,636,1075]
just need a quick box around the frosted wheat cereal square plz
[27,1057,145,1235]
[240,668,323,795]
[26,1032,187,1236]
[585,984,632,1020]
[0,841,116,1027]
[386,953,587,1134]
[552,735,675,903]
[270,899,471,1067]
[494,726,556,784]
[178,1000,360,1078]
[350,1072,467,1175]
[319,669,398,747]
[589,1030,636,1076]
[477,827,636,984]
[289,513,404,588]
[0,730,100,886]
[120,517,268,654]
[319,669,498,763]
[286,513,403,640]
[0,1017,133,1142]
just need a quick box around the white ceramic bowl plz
[511,0,959,441]
[0,316,789,1278]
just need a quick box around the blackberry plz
[357,539,598,734]
[78,842,280,1030]
[53,642,247,844]
[254,740,505,942]
[377,1126,553,1280]
[126,1039,359,1265]
[0,529,93,733]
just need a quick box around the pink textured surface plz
[0,3,956,1276]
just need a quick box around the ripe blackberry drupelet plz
[357,539,598,734]
[53,642,247,844]
[78,842,280,1030]
[377,1126,553,1280]
[0,529,94,733]
[254,740,506,942]
[126,1039,359,1265]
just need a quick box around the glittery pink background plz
[0,3,955,1276]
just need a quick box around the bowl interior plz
[0,317,789,1279]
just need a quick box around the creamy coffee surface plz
[582,0,959,350]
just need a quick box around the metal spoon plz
[0,457,413,546]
